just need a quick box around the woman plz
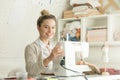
[25,10,64,77]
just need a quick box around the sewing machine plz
[53,41,91,76]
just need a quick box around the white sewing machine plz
[53,41,91,76]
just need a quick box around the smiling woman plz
[24,10,64,77]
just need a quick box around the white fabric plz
[72,6,88,13]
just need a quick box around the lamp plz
[101,42,110,75]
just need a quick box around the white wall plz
[0,0,70,77]
[0,0,120,78]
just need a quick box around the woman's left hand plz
[49,43,64,60]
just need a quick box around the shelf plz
[109,41,120,46]
[57,14,120,46]
[89,41,120,46]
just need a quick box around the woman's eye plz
[43,25,55,29]
[44,25,48,28]
[52,26,56,29]
[52,26,55,29]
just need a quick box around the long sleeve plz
[24,43,48,77]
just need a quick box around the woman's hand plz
[49,43,64,60]
[43,43,64,67]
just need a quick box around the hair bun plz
[41,9,50,15]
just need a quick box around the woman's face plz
[38,19,56,40]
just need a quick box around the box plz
[63,10,74,18]
[86,29,107,42]
[63,9,101,18]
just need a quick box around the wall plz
[0,0,120,78]
[0,0,70,77]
